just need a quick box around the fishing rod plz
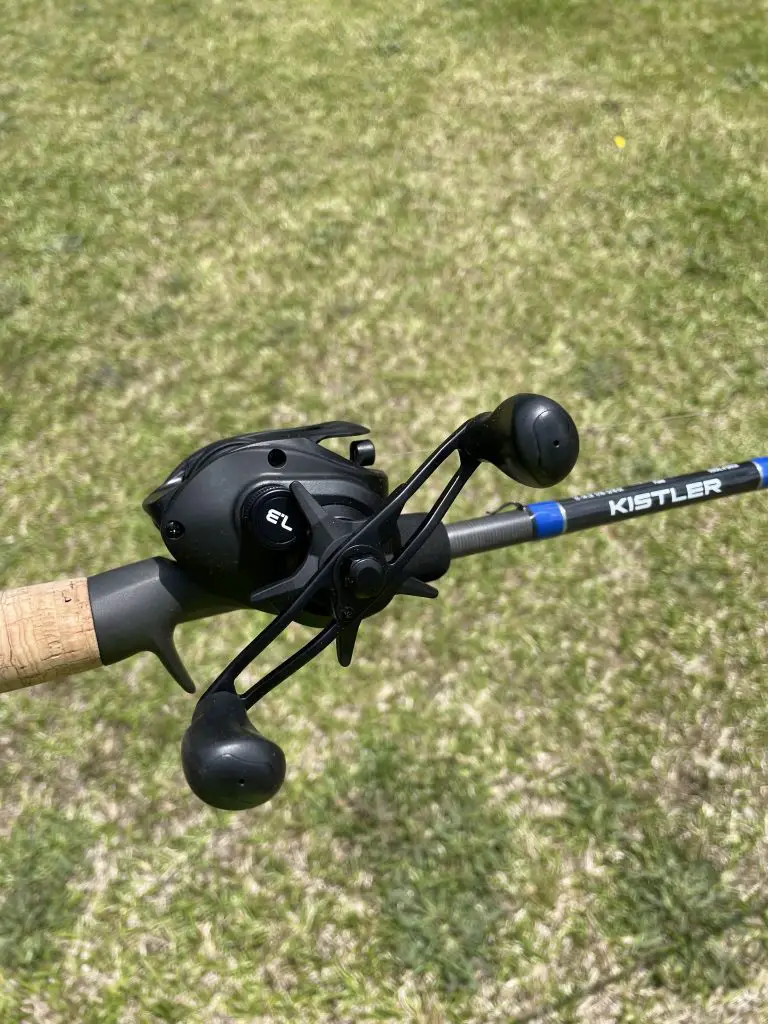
[1,394,764,810]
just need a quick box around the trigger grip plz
[88,558,244,694]
[151,633,196,694]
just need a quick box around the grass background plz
[2,0,768,1020]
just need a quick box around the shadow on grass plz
[511,767,768,1020]
[0,807,97,972]
[294,735,768,1010]
[292,726,562,992]
[512,896,768,1023]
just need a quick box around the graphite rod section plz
[446,459,768,559]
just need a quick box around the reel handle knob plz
[181,691,286,810]
[466,393,579,487]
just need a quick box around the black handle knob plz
[465,394,579,488]
[181,691,286,810]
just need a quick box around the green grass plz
[2,0,768,1019]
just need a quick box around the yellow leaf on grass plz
[614,135,626,148]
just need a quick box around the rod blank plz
[445,459,768,560]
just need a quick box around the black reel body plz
[142,396,580,811]
[143,422,389,624]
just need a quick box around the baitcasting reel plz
[142,395,579,810]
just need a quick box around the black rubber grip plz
[396,514,452,580]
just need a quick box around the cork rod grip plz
[0,579,102,693]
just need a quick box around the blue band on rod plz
[528,501,567,539]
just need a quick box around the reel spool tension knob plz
[241,485,304,551]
